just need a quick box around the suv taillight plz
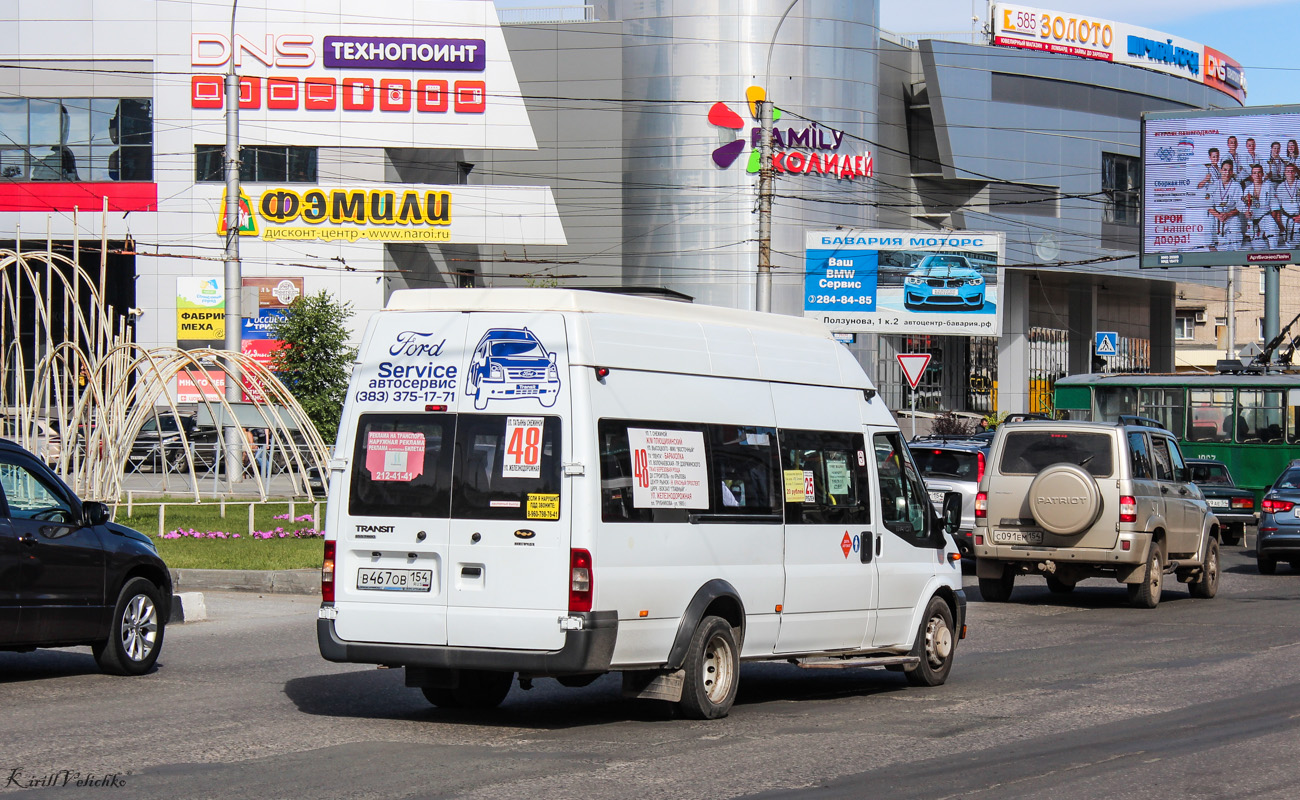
[1120,495,1137,523]
[1263,498,1295,513]
[977,451,986,483]
[322,540,336,603]
[974,491,987,518]
[569,548,593,612]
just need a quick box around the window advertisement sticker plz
[364,431,425,482]
[827,455,851,494]
[503,416,544,478]
[803,470,816,501]
[527,493,560,520]
[784,469,807,502]
[627,428,709,509]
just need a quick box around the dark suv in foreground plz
[1,438,170,674]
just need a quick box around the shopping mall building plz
[0,0,1245,412]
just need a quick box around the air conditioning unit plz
[1194,310,1207,323]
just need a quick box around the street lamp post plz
[222,0,245,479]
[755,0,801,313]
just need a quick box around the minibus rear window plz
[349,413,453,518]
[450,415,562,520]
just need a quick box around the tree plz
[269,291,357,443]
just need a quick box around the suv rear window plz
[999,431,1114,477]
[912,447,980,480]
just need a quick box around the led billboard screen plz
[1143,106,1300,268]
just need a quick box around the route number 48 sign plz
[504,417,544,477]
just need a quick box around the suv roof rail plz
[1117,414,1167,430]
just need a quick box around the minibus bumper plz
[317,609,619,675]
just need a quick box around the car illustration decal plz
[464,327,561,410]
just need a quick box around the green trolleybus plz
[1053,371,1300,496]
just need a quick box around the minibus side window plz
[708,425,780,517]
[450,415,562,520]
[780,429,870,525]
[597,419,700,523]
[873,432,931,544]
[348,413,453,519]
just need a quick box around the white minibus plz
[318,289,965,718]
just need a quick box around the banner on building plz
[1142,105,1300,268]
[176,277,225,349]
[804,230,1005,337]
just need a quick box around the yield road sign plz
[1095,332,1118,356]
[897,353,932,389]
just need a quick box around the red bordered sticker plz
[364,431,425,482]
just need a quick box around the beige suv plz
[974,421,1220,608]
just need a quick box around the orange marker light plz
[638,610,648,618]
[775,604,783,613]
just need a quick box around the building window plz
[0,98,152,182]
[195,145,317,183]
[1174,316,1195,340]
[1259,318,1266,341]
[1102,153,1141,226]
[1261,271,1267,294]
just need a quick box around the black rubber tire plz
[1045,575,1075,594]
[421,670,513,709]
[905,596,956,687]
[978,568,1015,603]
[1190,537,1220,599]
[1258,556,1277,575]
[676,615,739,720]
[1128,541,1164,608]
[93,577,166,676]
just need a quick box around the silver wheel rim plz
[1207,545,1219,585]
[1150,551,1162,597]
[701,632,735,705]
[120,594,158,662]
[924,615,953,668]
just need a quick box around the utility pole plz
[1265,264,1281,357]
[222,0,245,480]
[1225,265,1235,359]
[755,0,801,314]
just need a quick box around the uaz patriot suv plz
[974,420,1220,608]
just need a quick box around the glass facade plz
[0,98,151,181]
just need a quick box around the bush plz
[932,410,974,436]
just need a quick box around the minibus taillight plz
[977,451,986,482]
[569,548,593,612]
[322,540,336,603]
[1120,496,1137,523]
[974,491,987,518]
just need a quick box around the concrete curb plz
[169,592,208,624]
[170,568,320,596]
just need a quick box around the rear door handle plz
[18,533,36,546]
[860,532,873,563]
[876,535,882,557]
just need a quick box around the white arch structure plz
[1,249,329,501]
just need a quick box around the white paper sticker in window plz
[503,417,544,478]
[627,428,709,509]
[365,431,425,482]
[827,456,850,494]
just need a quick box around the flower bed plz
[161,513,322,540]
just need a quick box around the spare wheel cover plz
[1028,463,1102,535]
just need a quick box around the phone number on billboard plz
[807,295,873,305]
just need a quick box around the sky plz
[492,0,1294,108]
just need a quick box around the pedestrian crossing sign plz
[1095,332,1118,356]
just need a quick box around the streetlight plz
[223,0,245,479]
[755,0,801,313]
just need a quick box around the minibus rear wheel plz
[676,616,739,720]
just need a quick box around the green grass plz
[147,535,324,571]
[112,496,326,571]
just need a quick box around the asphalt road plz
[4,541,1300,800]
